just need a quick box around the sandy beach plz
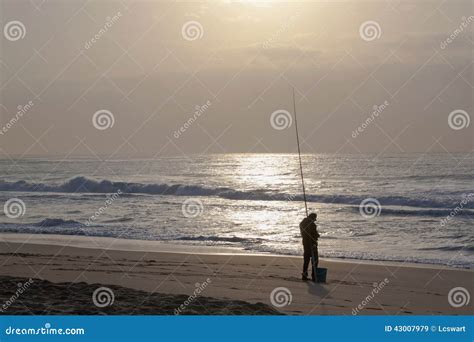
[0,234,472,315]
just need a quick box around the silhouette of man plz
[300,213,320,281]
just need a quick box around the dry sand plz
[0,234,472,315]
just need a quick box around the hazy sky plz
[0,0,472,157]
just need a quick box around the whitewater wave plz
[0,176,472,209]
[0,221,472,268]
[400,174,474,181]
[418,245,474,252]
[348,206,474,218]
[172,235,265,244]
[33,218,85,227]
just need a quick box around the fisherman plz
[300,212,320,281]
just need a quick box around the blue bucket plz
[316,268,327,283]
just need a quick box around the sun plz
[223,0,273,7]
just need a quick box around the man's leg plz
[312,245,319,269]
[311,245,319,281]
[302,248,311,280]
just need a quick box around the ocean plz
[0,153,472,268]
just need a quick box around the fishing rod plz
[292,88,308,217]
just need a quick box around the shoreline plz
[0,233,469,271]
[0,233,473,315]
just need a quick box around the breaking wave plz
[33,218,85,227]
[348,206,474,218]
[0,176,472,210]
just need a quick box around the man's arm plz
[313,224,320,241]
